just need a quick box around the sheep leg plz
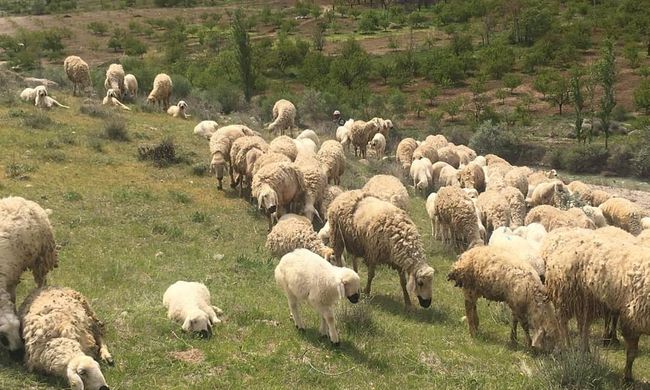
[602,313,619,346]
[399,271,412,307]
[322,308,339,345]
[287,295,304,330]
[621,327,640,382]
[557,314,571,348]
[319,316,328,337]
[463,289,479,337]
[520,319,532,348]
[94,332,114,366]
[364,265,375,295]
[510,314,518,344]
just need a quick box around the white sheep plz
[19,286,113,390]
[436,146,460,168]
[275,249,360,345]
[436,164,460,190]
[193,120,219,140]
[294,138,318,159]
[428,186,484,251]
[147,73,173,110]
[0,196,58,353]
[230,135,269,197]
[103,63,125,98]
[599,197,647,236]
[336,119,354,151]
[488,227,545,280]
[296,129,320,147]
[348,119,380,158]
[410,157,433,195]
[123,73,138,99]
[163,281,223,338]
[528,180,568,208]
[167,100,189,119]
[412,142,438,163]
[476,190,511,239]
[362,174,409,211]
[268,99,296,136]
[266,214,334,262]
[525,205,595,231]
[269,135,298,162]
[396,137,418,172]
[424,134,448,149]
[63,55,91,96]
[367,132,386,159]
[458,162,486,193]
[317,140,346,185]
[252,162,305,230]
[582,205,608,228]
[102,89,130,110]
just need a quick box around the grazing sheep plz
[599,197,648,236]
[396,138,418,171]
[349,119,380,158]
[368,132,386,159]
[429,186,484,251]
[19,287,113,390]
[500,186,526,228]
[424,134,448,149]
[582,205,608,228]
[317,140,346,185]
[208,125,252,189]
[102,89,130,110]
[193,120,219,140]
[163,281,223,338]
[504,167,529,198]
[476,190,511,239]
[458,162,486,193]
[436,146,460,168]
[412,142,438,163]
[447,246,558,351]
[454,145,477,165]
[275,249,360,345]
[336,119,354,151]
[512,223,547,245]
[362,174,409,210]
[524,205,595,231]
[268,99,296,136]
[528,181,568,208]
[567,180,593,205]
[436,165,460,190]
[266,214,334,262]
[294,156,328,223]
[269,135,298,162]
[294,138,318,160]
[252,162,305,230]
[123,73,138,99]
[230,136,269,197]
[63,55,91,96]
[147,73,173,110]
[103,63,125,98]
[34,86,69,109]
[527,170,558,198]
[590,189,614,206]
[328,191,435,308]
[251,152,291,179]
[410,157,433,195]
[320,185,343,222]
[0,197,58,353]
[485,154,510,166]
[488,227,545,280]
[296,129,320,147]
[167,100,189,119]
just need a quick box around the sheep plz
[458,162,486,193]
[250,152,291,179]
[524,205,595,231]
[362,174,409,211]
[294,156,328,223]
[34,86,69,109]
[485,154,510,166]
[266,214,334,262]
[102,89,130,110]
[349,119,380,159]
[643,217,650,231]
[147,73,173,110]
[328,190,435,308]
[370,117,393,137]
[336,119,354,151]
[230,135,269,197]
[163,281,223,338]
[582,205,607,228]
[476,190,511,239]
[431,161,452,189]
[275,248,360,345]
[500,186,526,228]
[590,189,614,206]
[317,140,346,185]
[193,120,219,140]
[454,145,477,164]
[63,56,91,96]
[540,228,650,380]
[504,167,529,198]
[527,169,558,198]
[294,138,318,159]
[123,73,138,99]
[512,223,547,245]
[252,162,305,230]
[429,186,484,251]
[488,227,545,280]
[396,137,418,171]
[167,100,189,119]
[566,180,593,205]
[436,165,460,190]
[410,157,433,195]
[412,142,438,163]
[528,181,568,208]
[424,134,448,149]
[267,99,296,136]
[599,197,648,236]
[269,135,298,161]
[19,286,113,390]
[0,196,58,353]
[368,132,386,159]
[103,63,125,98]
[320,185,343,222]
[208,125,253,189]
[436,146,460,168]
[296,129,319,147]
[447,246,558,351]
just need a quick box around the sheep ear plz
[182,318,192,332]
[337,282,345,299]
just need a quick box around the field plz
[0,86,649,389]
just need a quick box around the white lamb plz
[488,227,546,281]
[163,281,223,338]
[336,119,354,151]
[410,157,433,195]
[123,73,138,100]
[167,100,189,119]
[275,249,360,345]
[368,132,386,159]
[296,129,320,147]
[193,120,219,140]
[102,89,130,110]
[147,73,173,110]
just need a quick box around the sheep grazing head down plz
[257,185,278,219]
[67,355,109,390]
[182,309,213,339]
[337,268,361,304]
[407,266,435,308]
[210,154,226,180]
[0,313,23,353]
[530,296,560,353]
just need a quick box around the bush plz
[631,144,650,179]
[171,74,192,99]
[80,103,112,118]
[5,162,36,179]
[87,21,108,36]
[22,112,52,129]
[606,144,634,175]
[535,347,611,390]
[210,81,243,114]
[561,144,608,174]
[468,121,521,163]
[103,118,129,141]
[138,138,178,167]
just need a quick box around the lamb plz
[267,99,296,136]
[424,134,448,149]
[63,55,91,96]
[599,197,648,236]
[147,73,173,110]
[500,186,526,228]
[266,214,334,262]
[328,190,435,308]
[436,146,460,168]
[447,246,558,351]
[368,132,386,159]
[252,162,305,230]
[504,167,529,198]
[524,205,595,231]
[458,162,486,193]
[296,129,319,147]
[34,86,69,109]
[163,281,223,338]
[396,137,418,171]
[269,135,298,161]
[362,174,409,211]
[0,196,58,353]
[193,120,219,140]
[488,227,545,280]
[103,63,125,98]
[410,157,433,195]
[19,286,113,390]
[102,89,130,110]
[167,100,189,119]
[123,73,138,99]
[436,165,460,190]
[275,248,360,345]
[528,181,568,208]
[429,186,484,251]
[349,119,380,158]
[336,119,354,151]
[412,142,438,163]
[476,190,511,239]
[317,140,346,185]
[230,135,269,197]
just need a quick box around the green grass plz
[0,92,648,389]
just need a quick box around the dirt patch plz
[169,348,205,364]
[591,185,650,212]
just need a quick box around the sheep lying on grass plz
[193,120,219,140]
[275,248,360,345]
[163,281,223,339]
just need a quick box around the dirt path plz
[591,184,650,212]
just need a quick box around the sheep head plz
[66,355,109,390]
[0,312,23,353]
[530,299,560,353]
[407,265,434,308]
[337,267,361,304]
[257,185,278,216]
[182,309,213,339]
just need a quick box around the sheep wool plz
[193,120,219,140]
[63,56,90,96]
[269,135,298,162]
[362,174,409,211]
[103,63,125,98]
[266,214,334,262]
[123,73,138,99]
[504,167,529,198]
[230,136,269,196]
[458,162,486,193]
[252,162,305,230]
[476,190,511,239]
[436,146,460,168]
[368,132,387,160]
[396,138,418,171]
[412,143,438,163]
[251,152,291,179]
[267,99,296,136]
[500,186,526,228]
[525,205,595,231]
[424,134,448,149]
[349,120,380,159]
[317,140,346,185]
[147,73,173,110]
[320,185,344,222]
[430,186,484,251]
[296,129,320,147]
[163,281,223,338]
[599,197,648,236]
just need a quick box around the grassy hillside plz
[0,88,648,389]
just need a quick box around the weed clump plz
[535,347,611,389]
[103,117,129,141]
[138,138,178,167]
[22,112,53,129]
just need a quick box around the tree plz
[87,21,108,36]
[495,88,507,105]
[596,39,617,149]
[420,85,440,106]
[480,42,514,79]
[443,97,462,121]
[312,22,326,51]
[547,71,570,115]
[570,67,587,143]
[329,38,370,89]
[374,60,394,85]
[634,79,650,115]
[502,73,522,94]
[623,42,640,69]
[533,69,553,99]
[231,9,255,103]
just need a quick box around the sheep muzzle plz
[347,293,360,304]
[417,296,432,308]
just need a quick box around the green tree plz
[480,42,514,79]
[87,21,108,36]
[533,69,553,99]
[634,79,650,114]
[495,88,507,105]
[420,85,440,106]
[596,39,617,149]
[443,97,462,121]
[329,38,370,89]
[547,71,570,115]
[623,42,640,69]
[502,73,522,94]
[312,22,326,52]
[374,60,394,85]
[231,9,255,102]
[570,67,587,143]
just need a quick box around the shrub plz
[22,112,52,129]
[468,121,521,163]
[103,118,129,141]
[631,144,650,179]
[191,163,209,176]
[87,21,108,36]
[209,81,243,114]
[138,138,178,167]
[336,297,376,335]
[606,144,634,176]
[171,74,192,99]
[80,103,112,118]
[5,162,36,179]
[535,347,611,390]
[561,144,608,174]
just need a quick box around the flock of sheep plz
[3,53,650,388]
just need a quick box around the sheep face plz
[66,355,109,390]
[182,309,212,339]
[339,269,361,304]
[407,266,434,308]
[257,186,278,216]
[210,154,226,188]
[0,314,23,352]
